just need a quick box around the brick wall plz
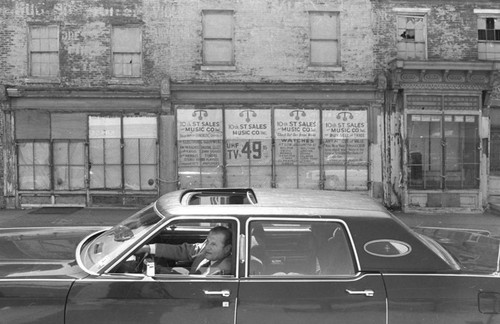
[373,0,500,70]
[0,0,376,87]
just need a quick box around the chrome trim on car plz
[382,273,500,278]
[244,217,361,277]
[238,272,381,283]
[0,279,77,282]
[103,215,241,277]
[75,229,106,276]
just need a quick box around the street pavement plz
[0,205,499,237]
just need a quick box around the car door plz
[237,218,387,324]
[66,217,240,324]
[66,275,238,324]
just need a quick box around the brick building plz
[0,0,499,212]
[0,0,383,208]
[373,0,500,211]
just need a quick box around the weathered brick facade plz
[1,0,499,211]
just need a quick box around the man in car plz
[137,225,233,275]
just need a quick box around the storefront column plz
[159,78,178,195]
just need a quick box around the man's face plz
[204,232,231,261]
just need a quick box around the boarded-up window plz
[202,10,234,66]
[112,26,142,77]
[15,110,50,139]
[396,15,426,60]
[309,11,339,66]
[29,25,59,77]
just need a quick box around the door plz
[66,276,238,324]
[66,217,239,324]
[237,218,387,324]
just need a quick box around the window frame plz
[308,11,340,68]
[476,12,500,60]
[245,217,358,277]
[201,9,235,68]
[393,8,430,60]
[88,115,158,192]
[111,25,143,78]
[406,105,481,190]
[28,24,60,79]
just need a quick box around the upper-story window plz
[396,15,426,60]
[478,17,500,60]
[29,25,59,78]
[202,10,234,67]
[112,26,142,77]
[309,11,339,67]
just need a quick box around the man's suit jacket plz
[153,242,232,275]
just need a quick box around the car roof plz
[154,188,392,219]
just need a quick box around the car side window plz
[248,220,355,276]
[111,220,237,277]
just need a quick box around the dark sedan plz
[1,188,500,324]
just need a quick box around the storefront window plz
[492,128,500,176]
[274,109,320,189]
[177,109,224,188]
[407,114,479,190]
[89,116,158,191]
[18,141,50,190]
[176,106,369,191]
[323,110,369,190]
[225,109,272,187]
[16,112,87,191]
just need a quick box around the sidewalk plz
[0,205,498,236]
[0,207,139,228]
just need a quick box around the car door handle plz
[346,289,374,297]
[204,289,231,297]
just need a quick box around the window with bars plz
[478,17,500,60]
[29,25,59,77]
[396,15,426,60]
[202,10,234,66]
[112,26,142,77]
[309,11,339,66]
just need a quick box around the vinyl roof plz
[155,188,392,219]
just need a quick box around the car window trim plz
[244,217,360,278]
[103,215,241,277]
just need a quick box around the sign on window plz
[177,108,224,188]
[225,109,272,187]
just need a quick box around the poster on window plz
[225,109,272,166]
[274,109,320,165]
[323,110,368,164]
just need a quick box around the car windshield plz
[78,205,163,273]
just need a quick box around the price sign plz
[225,109,271,166]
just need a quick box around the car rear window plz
[248,220,356,277]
